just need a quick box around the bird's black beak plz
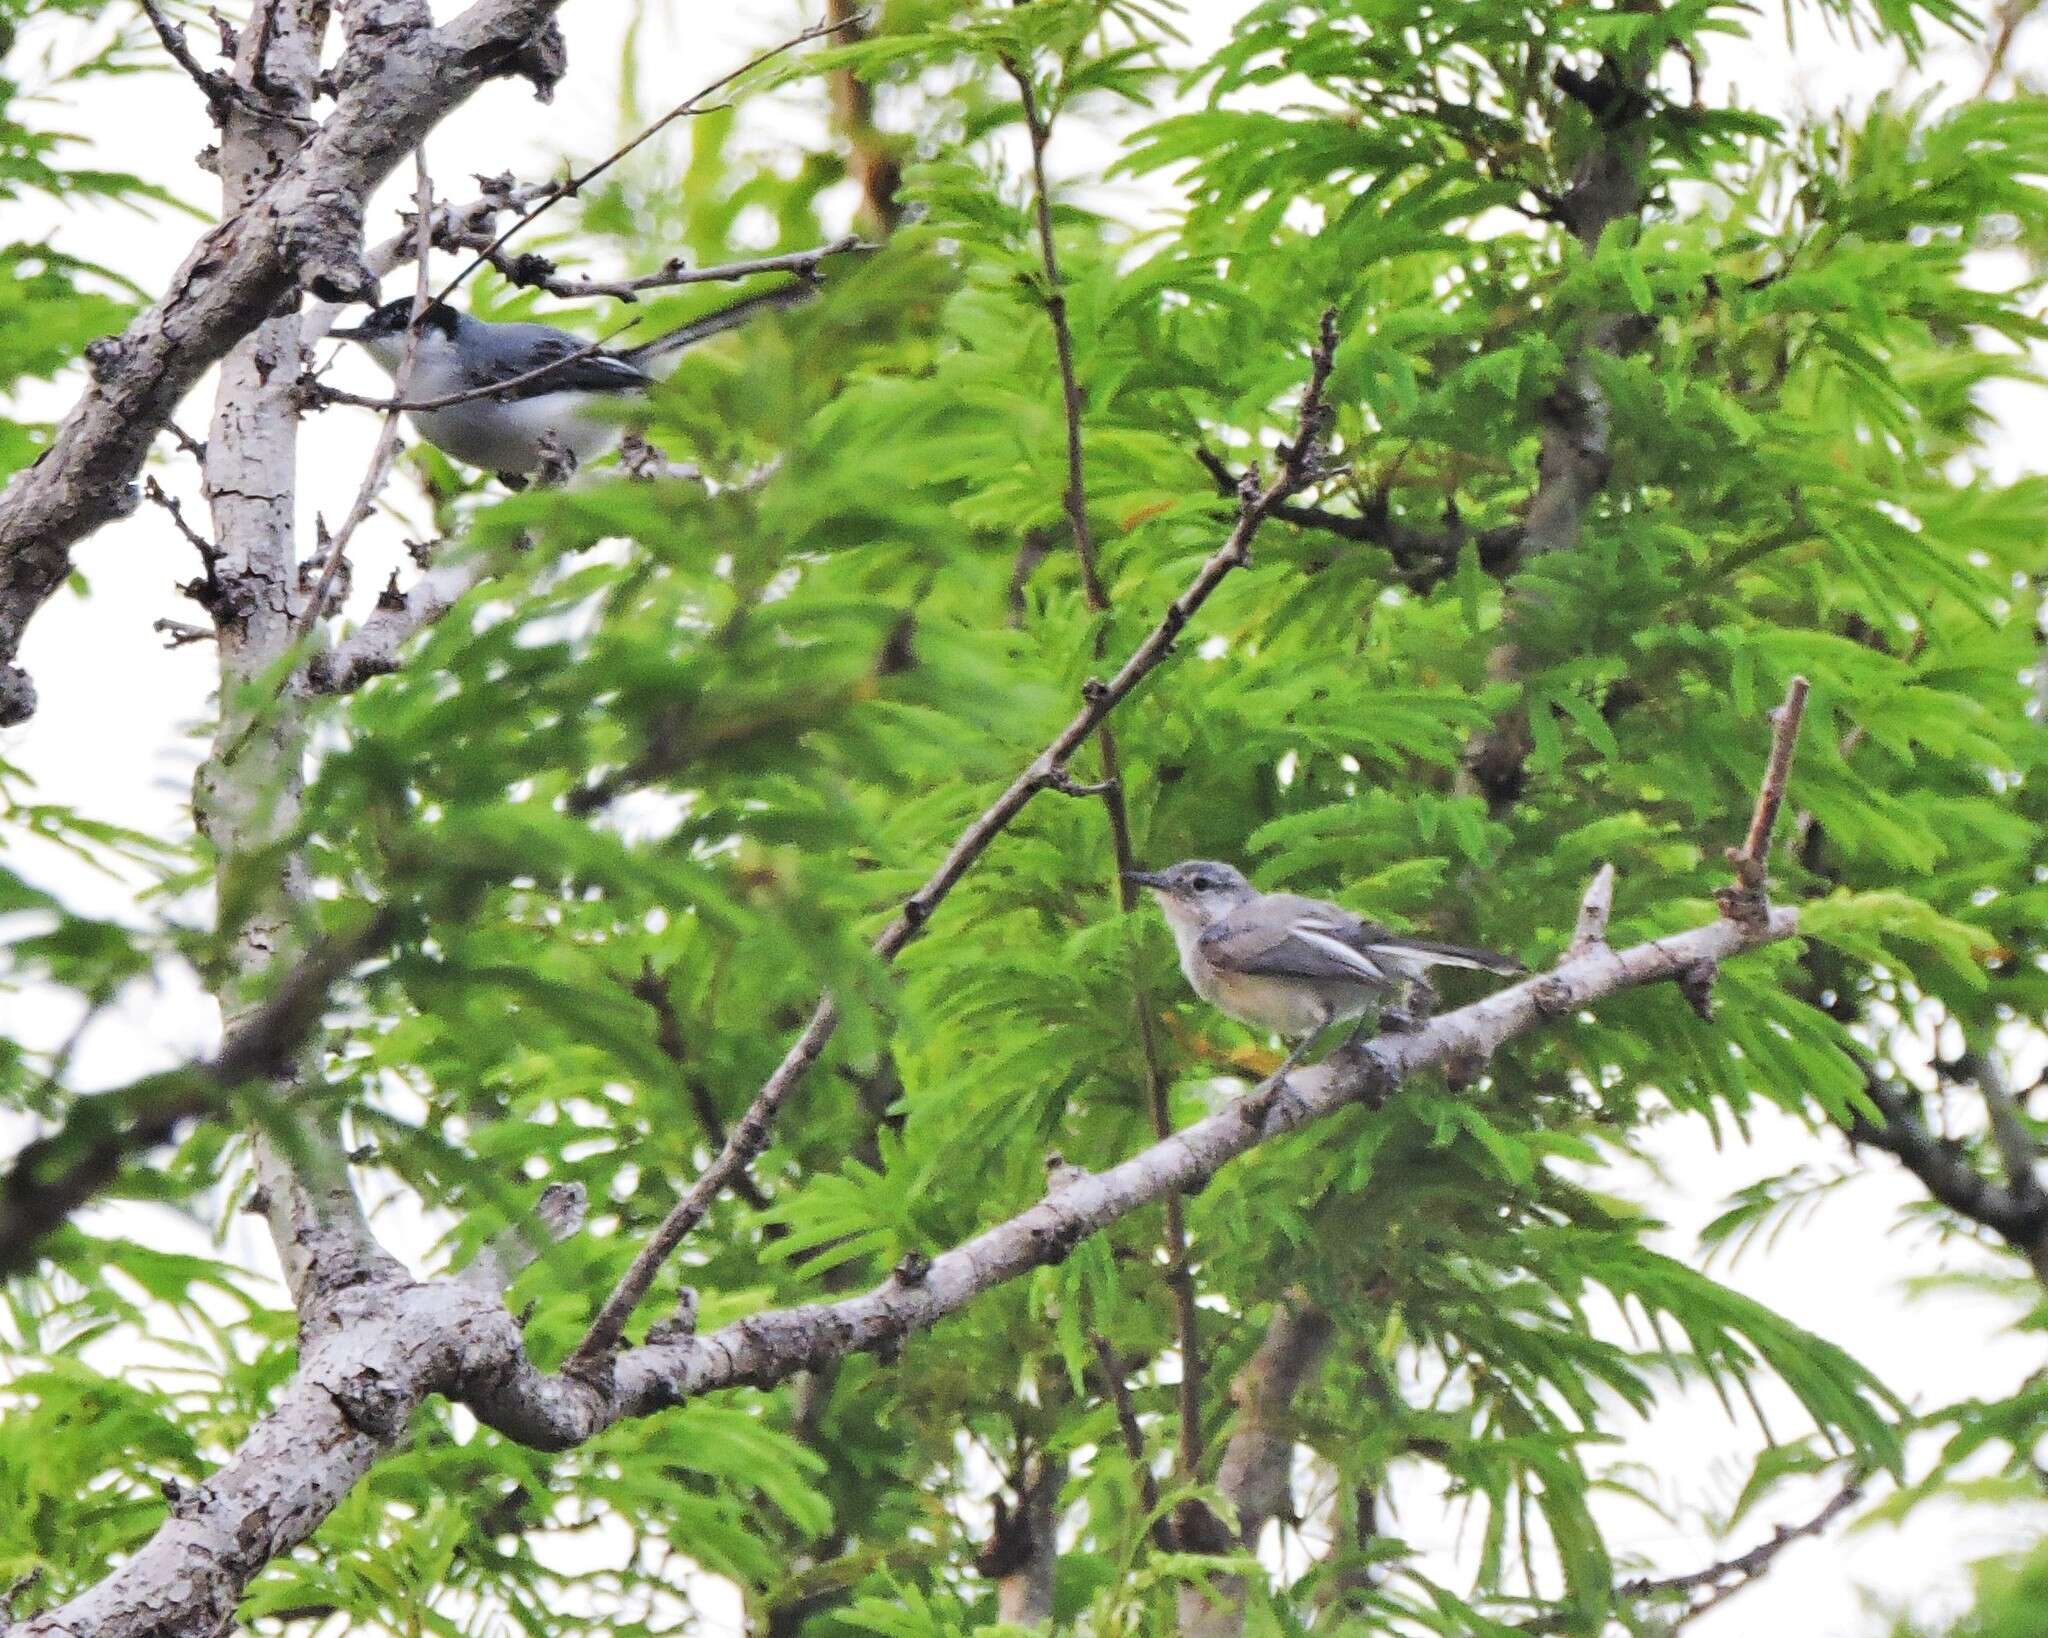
[1122,870,1168,890]
[328,323,364,340]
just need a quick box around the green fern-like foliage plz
[5,0,2048,1633]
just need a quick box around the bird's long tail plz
[618,281,816,371]
[1369,936,1526,976]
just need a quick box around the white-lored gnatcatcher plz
[1125,859,1523,1077]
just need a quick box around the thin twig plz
[631,963,772,1213]
[1007,58,1106,609]
[1620,1476,1863,1632]
[565,312,1343,1370]
[1009,49,1207,1497]
[144,476,220,566]
[477,236,872,303]
[153,618,216,648]
[1092,1334,1170,1547]
[294,153,434,642]
[1718,674,1811,932]
[164,420,207,465]
[433,15,863,310]
[309,321,638,416]
[1728,675,1810,888]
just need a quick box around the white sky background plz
[2,2,2047,1634]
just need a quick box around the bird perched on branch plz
[330,283,812,480]
[1125,860,1523,1077]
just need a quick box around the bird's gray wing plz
[466,323,651,400]
[1197,894,1394,985]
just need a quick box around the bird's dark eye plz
[1190,875,1214,892]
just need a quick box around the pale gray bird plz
[1125,860,1524,1076]
[329,283,811,477]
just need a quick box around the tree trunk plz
[1176,1297,1334,1637]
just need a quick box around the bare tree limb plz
[480,897,1806,1444]
[10,876,1799,1638]
[564,312,1344,1372]
[1619,1474,1864,1633]
[474,235,872,303]
[190,0,412,1319]
[0,0,571,723]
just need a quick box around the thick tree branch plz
[565,314,1343,1371]
[196,0,408,1318]
[0,0,569,722]
[978,1451,1063,1625]
[10,885,1799,1637]
[481,897,1804,1441]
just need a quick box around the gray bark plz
[0,0,566,723]
[193,0,394,1313]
